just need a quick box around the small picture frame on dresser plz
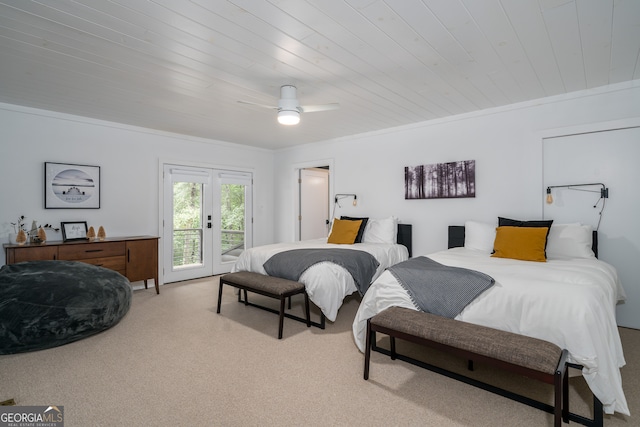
[61,221,89,241]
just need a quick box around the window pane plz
[172,182,203,267]
[220,183,245,262]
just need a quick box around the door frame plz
[538,117,640,329]
[158,158,254,284]
[299,168,330,240]
[292,159,334,241]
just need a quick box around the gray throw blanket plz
[388,256,494,318]
[263,249,380,294]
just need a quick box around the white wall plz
[0,104,275,272]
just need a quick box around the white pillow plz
[362,216,398,244]
[546,223,595,260]
[464,220,496,253]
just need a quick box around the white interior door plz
[299,168,330,240]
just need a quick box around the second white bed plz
[352,247,628,416]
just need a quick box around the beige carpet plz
[0,276,637,426]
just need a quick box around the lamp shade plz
[278,109,300,125]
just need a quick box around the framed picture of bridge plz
[44,162,101,209]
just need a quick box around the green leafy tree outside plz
[220,184,245,251]
[172,183,245,266]
[173,182,202,266]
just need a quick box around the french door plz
[163,164,252,283]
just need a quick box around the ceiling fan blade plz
[300,103,340,113]
[237,100,277,110]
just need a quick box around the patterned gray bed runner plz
[263,249,380,294]
[388,256,494,318]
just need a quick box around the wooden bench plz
[365,306,570,426]
[217,271,311,339]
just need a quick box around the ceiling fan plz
[238,85,340,125]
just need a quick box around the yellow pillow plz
[327,219,362,244]
[491,226,548,262]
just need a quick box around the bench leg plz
[563,365,569,423]
[554,372,562,426]
[278,297,286,339]
[593,395,603,426]
[390,336,396,360]
[364,320,372,380]
[216,282,224,313]
[304,293,311,327]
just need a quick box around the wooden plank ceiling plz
[0,0,638,149]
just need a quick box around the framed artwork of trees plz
[405,160,475,199]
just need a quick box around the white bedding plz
[231,238,409,322]
[352,247,629,416]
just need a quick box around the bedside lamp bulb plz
[546,188,553,204]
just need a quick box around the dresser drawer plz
[7,246,58,263]
[77,256,126,274]
[58,242,125,260]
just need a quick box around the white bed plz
[232,218,410,322]
[352,221,629,416]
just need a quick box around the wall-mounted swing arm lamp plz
[334,193,357,207]
[545,183,609,230]
[329,193,358,225]
[545,183,608,205]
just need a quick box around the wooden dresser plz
[4,236,160,294]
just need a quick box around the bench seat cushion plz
[371,306,562,375]
[222,272,304,296]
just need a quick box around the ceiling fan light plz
[278,109,300,125]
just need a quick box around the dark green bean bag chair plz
[0,260,131,354]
